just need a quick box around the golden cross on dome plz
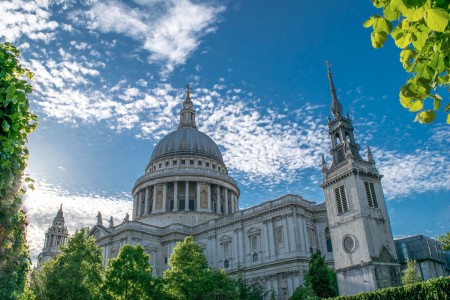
[185,84,191,95]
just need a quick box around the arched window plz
[325,227,333,252]
[344,131,350,142]
[224,259,229,268]
[335,133,340,145]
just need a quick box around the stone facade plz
[87,72,400,298]
[37,205,69,269]
[321,66,401,294]
[395,235,450,280]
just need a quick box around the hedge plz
[329,277,450,300]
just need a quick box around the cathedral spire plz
[326,61,343,119]
[53,203,64,224]
[179,84,198,129]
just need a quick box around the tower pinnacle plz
[326,61,343,119]
[179,84,197,129]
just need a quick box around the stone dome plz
[150,127,223,163]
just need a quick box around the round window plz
[343,235,356,253]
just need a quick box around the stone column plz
[137,190,142,217]
[133,194,137,219]
[185,181,189,211]
[152,186,157,212]
[144,187,149,216]
[174,182,178,211]
[207,184,212,212]
[162,183,167,212]
[265,219,274,259]
[230,193,235,213]
[216,186,221,214]
[301,218,309,254]
[224,188,229,215]
[196,182,200,211]
[284,215,291,252]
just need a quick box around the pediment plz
[220,235,232,244]
[372,245,397,263]
[247,227,261,235]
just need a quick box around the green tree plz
[102,244,155,300]
[402,259,423,285]
[29,228,104,300]
[164,236,241,300]
[303,249,338,298]
[364,0,450,124]
[0,209,31,300]
[289,282,319,300]
[0,42,37,299]
[437,232,450,251]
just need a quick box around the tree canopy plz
[102,244,155,300]
[401,259,422,285]
[163,236,254,300]
[0,42,36,299]
[303,249,338,298]
[364,0,450,124]
[30,228,104,300]
[437,232,450,251]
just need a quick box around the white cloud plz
[85,0,224,75]
[0,1,59,43]
[373,148,450,199]
[25,182,132,266]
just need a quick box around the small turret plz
[179,84,198,129]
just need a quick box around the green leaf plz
[411,25,431,50]
[2,120,10,132]
[371,31,388,48]
[416,110,436,123]
[384,3,400,21]
[6,85,16,100]
[390,0,407,13]
[363,16,375,28]
[404,7,424,22]
[444,103,450,112]
[447,114,450,124]
[432,94,441,110]
[400,48,415,68]
[409,100,423,112]
[374,16,392,33]
[425,8,449,32]
[394,31,412,48]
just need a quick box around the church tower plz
[37,205,69,268]
[321,64,401,295]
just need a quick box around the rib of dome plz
[150,127,224,163]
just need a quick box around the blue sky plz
[1,0,449,264]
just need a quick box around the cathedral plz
[38,67,401,298]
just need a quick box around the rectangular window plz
[158,163,162,168]
[181,160,185,165]
[274,226,284,248]
[250,235,258,252]
[173,160,177,165]
[213,164,216,169]
[401,243,409,260]
[165,161,169,167]
[206,162,210,167]
[190,160,194,165]
[364,181,378,208]
[334,185,348,214]
[198,161,202,166]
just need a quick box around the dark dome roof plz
[150,127,223,163]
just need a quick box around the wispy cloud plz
[84,0,224,76]
[0,1,58,43]
[373,148,450,199]
[25,182,132,266]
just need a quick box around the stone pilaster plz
[174,182,178,211]
[185,181,189,211]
